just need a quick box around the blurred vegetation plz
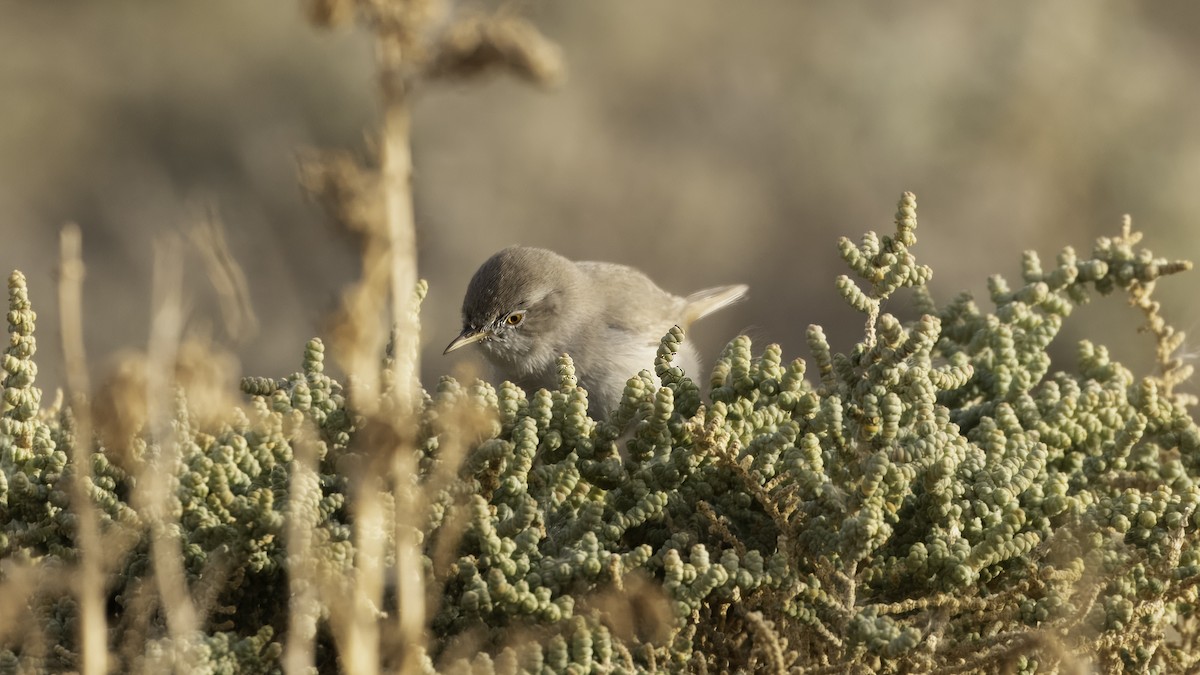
[2,2,1200,672]
[2,194,1199,672]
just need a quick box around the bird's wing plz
[575,261,688,335]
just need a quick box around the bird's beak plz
[444,328,489,354]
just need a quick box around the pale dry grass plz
[13,2,1198,673]
[0,3,566,670]
[58,225,107,675]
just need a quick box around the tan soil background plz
[3,1,1198,393]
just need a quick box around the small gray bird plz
[444,246,747,417]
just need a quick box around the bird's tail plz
[681,284,749,328]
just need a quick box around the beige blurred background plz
[3,0,1198,393]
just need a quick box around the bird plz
[444,246,747,417]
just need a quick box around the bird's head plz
[444,247,582,372]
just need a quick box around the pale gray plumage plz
[445,246,747,417]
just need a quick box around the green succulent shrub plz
[1,193,1197,674]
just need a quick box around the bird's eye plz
[506,313,524,326]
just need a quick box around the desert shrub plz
[1,193,1197,673]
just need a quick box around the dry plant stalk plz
[283,428,323,675]
[141,235,199,640]
[57,225,108,675]
[426,12,566,86]
[6,2,565,671]
[297,1,564,672]
[186,209,259,344]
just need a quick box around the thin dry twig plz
[284,427,323,675]
[425,13,565,86]
[58,225,109,675]
[744,610,789,674]
[186,208,259,343]
[141,234,199,639]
